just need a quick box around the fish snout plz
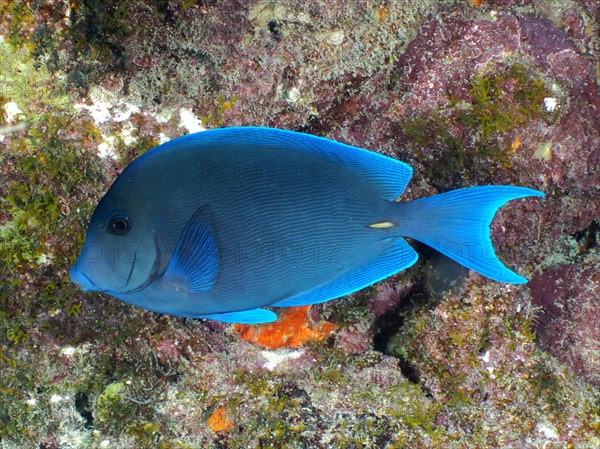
[69,264,96,291]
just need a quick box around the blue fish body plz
[70,127,544,324]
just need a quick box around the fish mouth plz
[69,250,140,295]
[71,234,162,295]
[69,265,97,292]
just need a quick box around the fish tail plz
[396,186,544,283]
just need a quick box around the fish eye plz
[108,214,131,234]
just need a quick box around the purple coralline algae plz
[0,0,599,447]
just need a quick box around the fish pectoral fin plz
[272,238,418,308]
[197,308,278,324]
[161,205,219,293]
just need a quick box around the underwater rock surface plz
[1,0,599,447]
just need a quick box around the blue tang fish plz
[70,127,544,324]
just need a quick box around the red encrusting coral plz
[207,406,234,433]
[233,306,338,350]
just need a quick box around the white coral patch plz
[75,99,111,124]
[114,102,140,122]
[4,101,23,122]
[120,123,137,146]
[288,87,301,104]
[50,394,68,403]
[261,349,303,370]
[544,97,558,112]
[97,135,116,159]
[155,108,173,124]
[179,108,204,134]
[537,423,559,439]
[75,86,139,125]
[61,346,77,356]
[158,132,170,144]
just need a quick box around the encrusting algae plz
[207,406,234,433]
[233,306,338,350]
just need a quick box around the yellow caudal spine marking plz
[367,221,396,229]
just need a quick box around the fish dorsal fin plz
[161,205,219,293]
[308,136,413,200]
[142,128,413,201]
[198,308,277,324]
[272,238,418,308]
[244,127,413,200]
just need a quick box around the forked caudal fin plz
[398,186,545,283]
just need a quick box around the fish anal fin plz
[198,308,277,324]
[272,239,418,308]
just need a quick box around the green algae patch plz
[0,355,38,442]
[200,95,237,129]
[0,40,108,379]
[458,64,553,141]
[0,42,70,114]
[224,370,318,448]
[534,141,553,161]
[94,382,129,425]
[402,64,556,187]
[0,40,104,273]
[0,39,110,446]
[401,111,467,188]
[0,1,36,48]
